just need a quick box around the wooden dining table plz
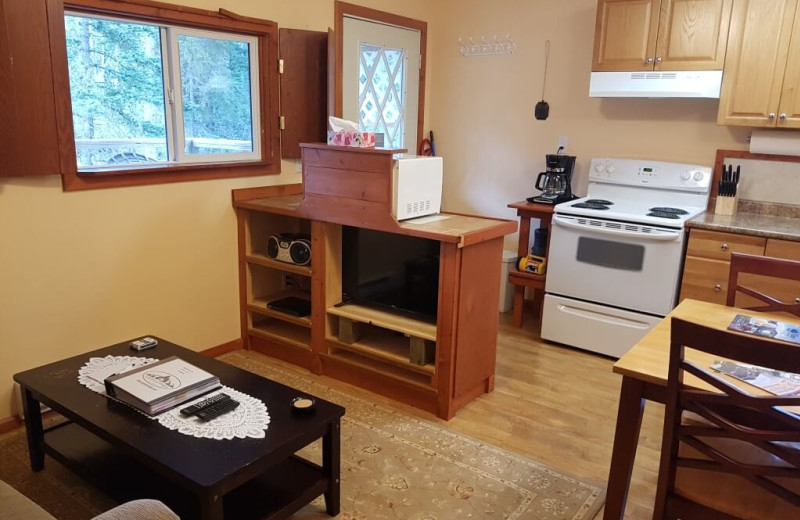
[603,298,800,520]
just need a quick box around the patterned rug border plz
[222,351,607,519]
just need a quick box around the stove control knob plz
[594,163,605,173]
[605,163,616,174]
[680,171,692,181]
[693,171,705,182]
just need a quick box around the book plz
[104,356,220,415]
[727,314,800,345]
[711,360,800,397]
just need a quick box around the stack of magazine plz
[104,356,220,415]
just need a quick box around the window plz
[59,0,280,190]
[66,13,259,170]
[358,44,406,149]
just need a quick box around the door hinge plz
[279,116,286,130]
[278,59,284,74]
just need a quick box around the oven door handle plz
[552,215,682,241]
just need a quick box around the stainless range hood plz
[589,70,723,98]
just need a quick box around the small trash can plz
[499,250,517,313]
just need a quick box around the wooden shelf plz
[249,318,310,350]
[326,333,435,376]
[247,254,312,277]
[508,270,546,289]
[322,349,433,389]
[327,304,437,341]
[249,291,311,329]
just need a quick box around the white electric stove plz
[541,158,712,358]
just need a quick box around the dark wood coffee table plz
[13,337,345,520]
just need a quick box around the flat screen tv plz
[341,226,440,322]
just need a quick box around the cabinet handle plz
[769,113,776,120]
[714,284,722,292]
[720,243,729,251]
[795,297,800,304]
[655,57,663,64]
[645,57,654,65]
[780,113,788,120]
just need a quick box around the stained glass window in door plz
[358,44,406,148]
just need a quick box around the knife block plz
[714,195,738,216]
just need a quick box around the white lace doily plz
[78,355,270,440]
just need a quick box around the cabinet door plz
[739,239,800,307]
[680,256,730,304]
[0,0,61,177]
[778,4,800,128]
[655,0,732,70]
[686,229,766,261]
[592,0,662,71]
[717,0,799,127]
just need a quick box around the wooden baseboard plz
[0,415,22,434]
[201,338,243,357]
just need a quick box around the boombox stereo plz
[267,233,311,266]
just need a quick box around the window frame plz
[58,0,280,191]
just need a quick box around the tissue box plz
[327,130,375,148]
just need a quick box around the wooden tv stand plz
[232,146,516,419]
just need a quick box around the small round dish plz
[291,396,316,414]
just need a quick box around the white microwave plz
[391,155,443,221]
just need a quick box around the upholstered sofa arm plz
[91,499,179,520]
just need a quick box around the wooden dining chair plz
[727,253,800,316]
[653,317,800,520]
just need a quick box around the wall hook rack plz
[459,35,516,57]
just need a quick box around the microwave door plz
[546,216,684,316]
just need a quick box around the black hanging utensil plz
[535,40,551,120]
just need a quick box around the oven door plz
[546,215,685,315]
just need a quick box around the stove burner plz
[649,207,688,215]
[585,199,614,205]
[572,202,611,210]
[647,211,681,219]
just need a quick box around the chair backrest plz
[654,318,800,520]
[727,253,800,316]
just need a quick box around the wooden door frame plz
[334,1,427,152]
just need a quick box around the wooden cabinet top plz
[236,195,517,247]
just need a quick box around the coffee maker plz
[529,153,576,205]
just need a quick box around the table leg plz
[512,285,525,327]
[199,491,224,520]
[323,419,341,516]
[603,376,646,520]
[21,386,45,472]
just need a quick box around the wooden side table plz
[506,201,555,328]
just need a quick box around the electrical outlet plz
[557,136,568,153]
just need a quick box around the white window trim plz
[65,11,261,171]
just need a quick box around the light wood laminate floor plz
[242,311,663,519]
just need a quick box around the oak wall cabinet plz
[679,229,800,307]
[0,0,73,177]
[717,0,800,128]
[592,0,732,71]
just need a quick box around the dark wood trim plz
[231,183,303,204]
[201,338,243,357]
[46,0,79,176]
[59,0,281,191]
[710,148,800,210]
[0,415,22,434]
[333,1,427,153]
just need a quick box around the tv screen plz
[341,226,440,322]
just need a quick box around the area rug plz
[0,351,605,519]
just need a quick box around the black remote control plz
[196,399,240,422]
[180,393,230,416]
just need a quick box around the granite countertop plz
[686,211,800,242]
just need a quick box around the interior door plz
[654,0,733,70]
[592,0,662,71]
[342,17,420,150]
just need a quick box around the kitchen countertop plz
[686,211,800,242]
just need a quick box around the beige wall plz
[0,0,437,421]
[430,0,751,250]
